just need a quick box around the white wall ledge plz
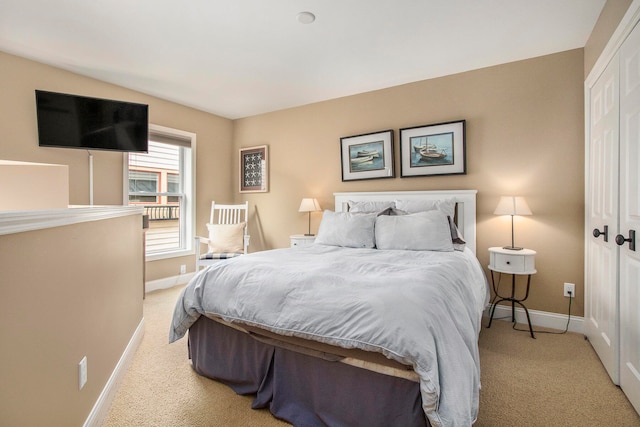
[0,205,144,236]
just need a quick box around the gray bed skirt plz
[188,315,429,427]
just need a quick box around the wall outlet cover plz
[564,283,576,298]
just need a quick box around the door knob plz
[615,230,636,251]
[593,226,608,242]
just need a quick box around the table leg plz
[486,271,535,338]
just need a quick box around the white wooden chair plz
[195,201,250,270]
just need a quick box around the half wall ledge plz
[0,205,144,236]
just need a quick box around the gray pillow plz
[315,210,377,248]
[448,215,466,251]
[348,200,395,213]
[375,210,454,251]
[394,198,456,218]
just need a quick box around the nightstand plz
[290,234,316,248]
[486,247,537,338]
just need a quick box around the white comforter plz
[170,244,490,427]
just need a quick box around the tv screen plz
[35,90,148,152]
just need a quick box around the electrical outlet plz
[180,264,186,274]
[564,282,576,298]
[79,356,87,390]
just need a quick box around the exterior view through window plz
[128,133,193,257]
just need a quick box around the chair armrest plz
[195,236,210,245]
[195,236,209,259]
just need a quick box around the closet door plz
[585,53,620,384]
[618,21,640,414]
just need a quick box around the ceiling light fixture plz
[296,11,315,24]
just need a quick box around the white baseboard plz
[484,304,584,334]
[145,272,195,293]
[83,318,145,427]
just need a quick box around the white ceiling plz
[0,0,606,119]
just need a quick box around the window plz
[128,171,159,203]
[126,124,195,260]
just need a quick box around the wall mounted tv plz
[35,90,149,153]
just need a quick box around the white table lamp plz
[299,198,322,236]
[494,196,532,250]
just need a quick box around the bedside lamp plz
[494,196,532,250]
[299,198,322,236]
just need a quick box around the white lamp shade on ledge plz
[494,196,532,250]
[298,198,322,213]
[299,198,321,236]
[493,196,532,216]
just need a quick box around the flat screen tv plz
[35,90,149,152]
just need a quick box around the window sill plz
[146,248,193,262]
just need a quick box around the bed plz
[170,190,489,427]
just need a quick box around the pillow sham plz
[206,223,245,253]
[375,210,454,251]
[315,210,377,248]
[348,200,395,214]
[395,198,456,219]
[447,216,466,251]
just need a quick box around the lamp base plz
[502,246,524,251]
[304,233,315,237]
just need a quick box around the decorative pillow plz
[348,200,396,213]
[375,210,454,251]
[315,210,377,248]
[395,198,456,219]
[206,223,245,253]
[447,216,466,251]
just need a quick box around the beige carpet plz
[103,285,640,426]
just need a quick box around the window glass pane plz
[167,173,180,203]
[128,137,191,256]
[128,171,158,203]
[129,171,158,192]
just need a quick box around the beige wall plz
[235,49,586,317]
[584,0,633,77]
[0,214,142,426]
[0,51,234,281]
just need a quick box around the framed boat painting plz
[239,145,268,193]
[400,120,466,177]
[340,129,394,182]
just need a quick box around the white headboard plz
[334,190,478,255]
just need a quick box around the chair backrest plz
[210,201,249,232]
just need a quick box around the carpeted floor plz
[102,285,640,426]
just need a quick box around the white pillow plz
[348,200,395,213]
[315,211,376,248]
[206,223,245,253]
[375,210,454,251]
[395,198,456,218]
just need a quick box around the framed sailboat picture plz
[340,130,394,181]
[400,120,466,177]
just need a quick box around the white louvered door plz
[586,52,620,384]
[618,21,640,415]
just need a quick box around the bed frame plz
[187,190,479,427]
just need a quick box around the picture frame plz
[340,129,394,182]
[400,120,466,178]
[239,145,268,193]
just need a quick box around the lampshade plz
[299,198,322,213]
[493,196,532,216]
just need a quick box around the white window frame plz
[124,123,196,261]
